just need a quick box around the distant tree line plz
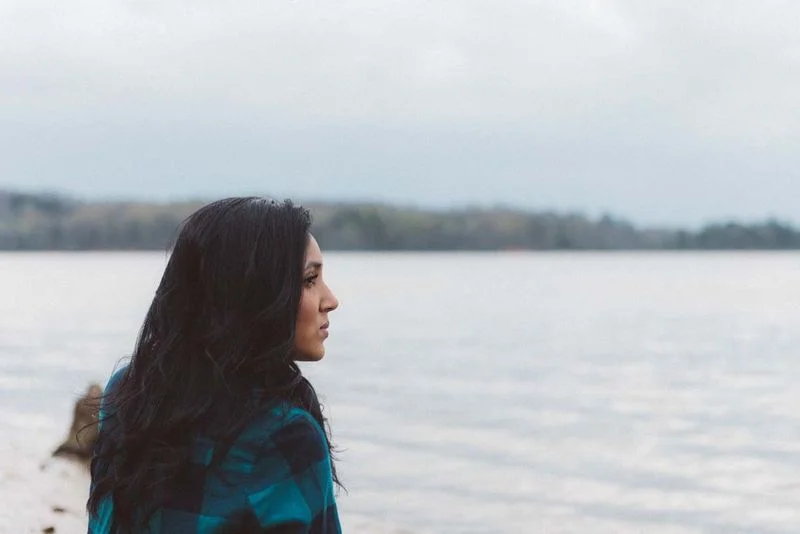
[1,190,798,251]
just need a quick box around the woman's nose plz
[323,284,339,312]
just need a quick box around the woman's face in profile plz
[294,234,339,361]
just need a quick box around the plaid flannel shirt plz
[88,368,342,534]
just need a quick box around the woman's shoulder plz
[245,402,327,448]
[101,364,130,399]
[96,365,129,422]
[225,402,332,479]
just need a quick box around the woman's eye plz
[304,275,319,287]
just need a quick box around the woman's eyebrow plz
[305,261,323,270]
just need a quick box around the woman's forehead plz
[305,235,323,265]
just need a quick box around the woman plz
[88,197,342,533]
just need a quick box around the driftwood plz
[52,383,103,464]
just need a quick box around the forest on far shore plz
[1,190,798,251]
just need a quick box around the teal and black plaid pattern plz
[89,370,342,533]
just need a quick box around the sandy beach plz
[0,432,90,534]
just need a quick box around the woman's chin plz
[294,346,325,362]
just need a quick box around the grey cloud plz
[1,0,798,225]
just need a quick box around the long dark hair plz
[88,197,340,531]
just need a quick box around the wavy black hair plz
[87,197,340,532]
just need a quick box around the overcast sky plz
[1,0,798,226]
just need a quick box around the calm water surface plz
[1,251,799,533]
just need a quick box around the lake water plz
[1,251,800,533]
